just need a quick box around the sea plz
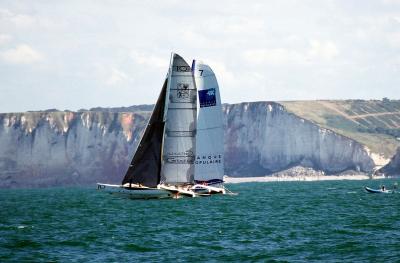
[1,179,399,262]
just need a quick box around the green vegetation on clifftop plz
[280,99,400,158]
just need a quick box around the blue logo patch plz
[198,88,216,108]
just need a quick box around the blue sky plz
[0,0,400,112]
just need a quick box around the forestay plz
[192,60,224,184]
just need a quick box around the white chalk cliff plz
[0,102,375,188]
[224,102,374,176]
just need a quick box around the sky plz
[0,0,400,112]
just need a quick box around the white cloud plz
[130,51,168,69]
[0,8,63,30]
[224,17,265,35]
[382,0,400,5]
[11,13,35,28]
[0,34,12,45]
[0,44,43,64]
[204,59,235,88]
[243,40,339,66]
[0,8,35,28]
[243,48,307,66]
[308,40,339,60]
[386,31,400,47]
[106,68,129,86]
[0,1,399,112]
[180,29,208,47]
[0,8,12,18]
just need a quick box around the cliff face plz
[0,102,375,188]
[379,147,400,175]
[0,112,148,188]
[224,102,374,176]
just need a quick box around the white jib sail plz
[161,54,197,185]
[192,60,224,183]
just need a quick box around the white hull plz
[158,184,197,197]
[97,183,172,199]
[191,184,226,195]
[97,183,229,199]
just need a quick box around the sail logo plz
[164,151,195,164]
[164,155,195,164]
[177,83,190,99]
[165,157,195,164]
[199,88,216,108]
[175,66,191,72]
[171,83,196,103]
[195,154,222,165]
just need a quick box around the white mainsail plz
[160,54,197,185]
[192,60,224,184]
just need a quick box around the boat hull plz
[97,183,230,199]
[365,187,392,194]
[97,183,172,199]
[158,184,197,197]
[191,184,226,195]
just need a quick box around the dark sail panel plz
[122,79,167,187]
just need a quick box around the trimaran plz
[97,53,232,199]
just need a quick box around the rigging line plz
[194,74,215,78]
[166,130,195,132]
[197,126,224,131]
[168,107,197,110]
[170,88,197,90]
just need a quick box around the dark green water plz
[1,179,400,262]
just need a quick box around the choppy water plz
[1,179,400,262]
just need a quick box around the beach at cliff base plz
[224,174,385,183]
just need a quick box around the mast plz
[160,53,197,185]
[192,60,224,184]
[121,78,167,187]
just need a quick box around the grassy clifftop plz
[280,99,400,159]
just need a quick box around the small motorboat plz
[364,186,393,194]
